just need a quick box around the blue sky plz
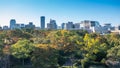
[0,0,120,27]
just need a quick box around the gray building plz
[66,22,74,30]
[25,22,35,29]
[21,24,25,28]
[119,25,120,30]
[47,19,57,29]
[74,23,80,30]
[0,26,2,30]
[14,24,21,29]
[3,26,9,30]
[61,23,65,29]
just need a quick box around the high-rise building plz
[10,19,16,30]
[47,19,57,29]
[61,23,65,29]
[41,16,45,29]
[66,22,74,30]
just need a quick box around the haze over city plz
[0,0,120,27]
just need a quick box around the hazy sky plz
[0,0,120,27]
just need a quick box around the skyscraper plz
[61,23,65,29]
[10,19,16,30]
[40,16,45,29]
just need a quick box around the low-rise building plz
[3,26,9,30]
[25,22,35,29]
[111,25,120,34]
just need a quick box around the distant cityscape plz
[0,16,120,34]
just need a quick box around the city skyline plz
[0,0,120,27]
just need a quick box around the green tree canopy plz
[11,39,34,59]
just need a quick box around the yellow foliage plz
[60,30,69,36]
[35,44,58,49]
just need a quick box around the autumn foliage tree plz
[31,44,58,68]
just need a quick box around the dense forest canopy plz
[0,29,120,68]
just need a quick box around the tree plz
[80,33,109,68]
[11,39,34,67]
[0,39,4,56]
[32,30,50,44]
[10,29,33,39]
[105,33,120,48]
[107,45,120,60]
[0,39,4,67]
[47,30,81,67]
[31,44,58,68]
[47,30,78,52]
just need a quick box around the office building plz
[74,23,80,30]
[80,20,91,29]
[21,24,25,28]
[101,23,112,34]
[10,19,16,30]
[66,22,74,30]
[41,16,45,29]
[25,22,35,29]
[3,26,9,30]
[80,20,100,29]
[111,25,120,34]
[47,19,57,29]
[0,26,2,30]
[61,23,65,29]
[14,24,21,29]
[119,25,120,30]
[80,20,102,33]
